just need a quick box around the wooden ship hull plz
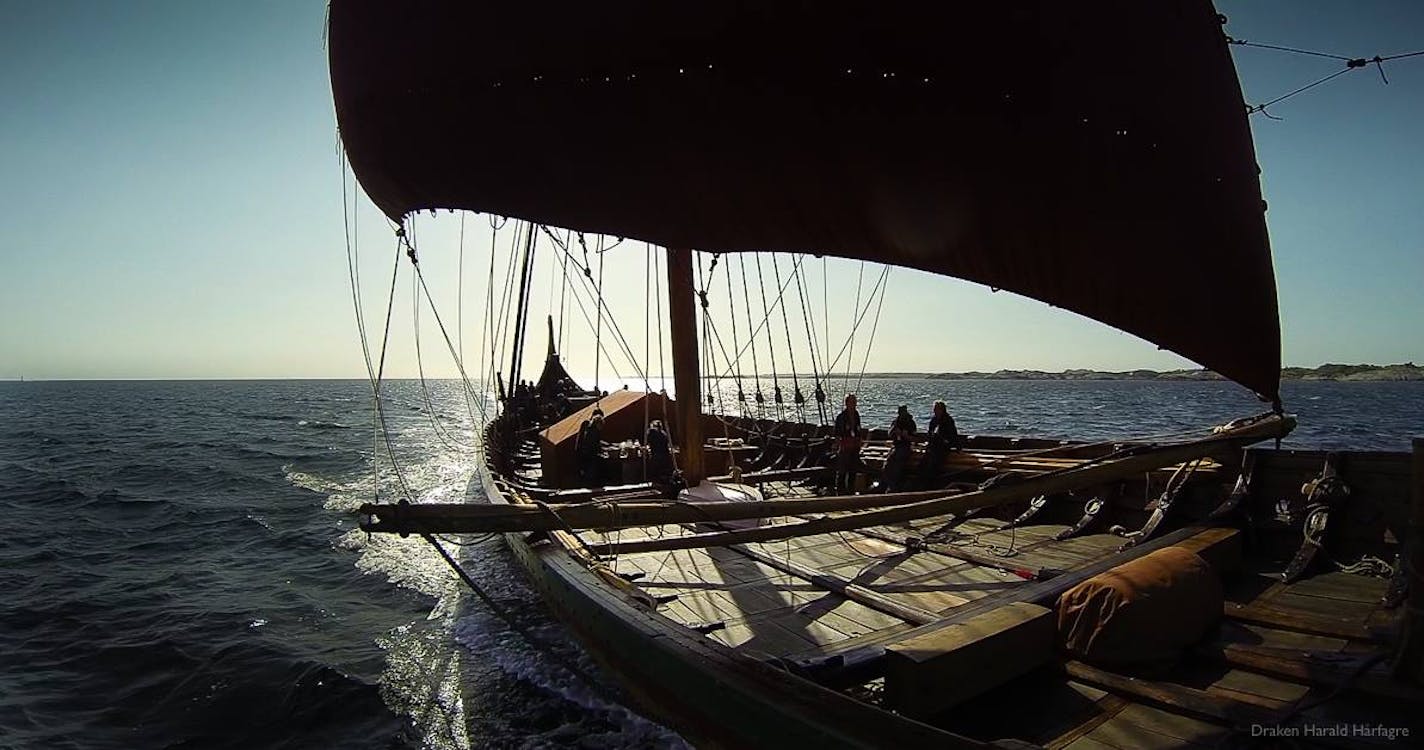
[370,367,1422,749]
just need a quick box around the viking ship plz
[328,2,1424,746]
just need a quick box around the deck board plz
[1285,571,1389,604]
[1216,619,1350,652]
[1111,704,1228,746]
[1208,668,1309,705]
[1082,717,1214,750]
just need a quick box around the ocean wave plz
[450,601,688,750]
[298,419,352,430]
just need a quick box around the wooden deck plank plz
[1223,599,1387,642]
[1269,589,1377,620]
[709,619,819,656]
[1286,571,1389,604]
[873,588,975,613]
[1202,684,1289,711]
[1216,620,1349,652]
[1111,704,1229,745]
[1044,694,1129,750]
[1084,718,1212,750]
[1062,736,1124,750]
[1209,668,1310,704]
[796,597,907,634]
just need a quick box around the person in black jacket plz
[575,410,605,485]
[645,419,674,484]
[919,400,959,487]
[880,405,917,492]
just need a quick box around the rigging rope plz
[594,234,605,392]
[709,254,806,393]
[364,232,419,504]
[770,255,805,421]
[737,255,765,417]
[480,218,500,412]
[822,265,890,379]
[412,272,469,452]
[557,228,570,350]
[790,257,827,423]
[856,266,892,395]
[339,150,388,503]
[538,226,651,385]
[1227,35,1424,117]
[822,257,830,398]
[844,261,865,396]
[724,257,747,415]
[402,230,490,429]
[492,222,525,401]
[755,254,784,420]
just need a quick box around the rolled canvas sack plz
[1056,545,1223,666]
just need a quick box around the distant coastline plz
[4,364,1420,383]
[855,363,1424,382]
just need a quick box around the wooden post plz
[1395,437,1424,682]
[666,247,705,484]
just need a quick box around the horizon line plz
[2,361,1417,383]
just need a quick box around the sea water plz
[1,378,1420,749]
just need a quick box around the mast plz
[666,247,705,485]
[507,221,537,391]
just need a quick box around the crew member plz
[833,394,864,494]
[575,410,605,485]
[881,404,917,492]
[919,400,960,487]
[645,419,674,484]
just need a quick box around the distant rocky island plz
[860,363,1423,382]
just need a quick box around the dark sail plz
[329,1,1280,400]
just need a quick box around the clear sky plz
[1,1,1420,382]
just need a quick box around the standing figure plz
[645,419,674,484]
[919,400,960,488]
[881,405,917,492]
[833,394,864,494]
[575,411,605,485]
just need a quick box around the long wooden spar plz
[360,413,1293,539]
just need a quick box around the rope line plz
[1248,67,1354,117]
[844,261,866,395]
[1228,35,1424,117]
[737,255,764,417]
[770,255,805,421]
[755,254,782,420]
[790,258,828,423]
[1228,38,1352,62]
[412,272,471,452]
[856,267,892,395]
[538,226,650,386]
